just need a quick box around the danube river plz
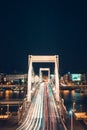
[61,90,87,113]
[0,89,87,114]
[0,89,24,114]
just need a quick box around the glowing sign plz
[71,74,81,81]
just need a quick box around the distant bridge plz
[0,100,23,105]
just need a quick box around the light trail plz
[16,82,44,130]
[44,84,49,130]
[47,84,67,130]
[16,82,67,130]
[48,84,58,130]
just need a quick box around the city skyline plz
[0,0,87,74]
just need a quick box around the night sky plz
[0,0,87,74]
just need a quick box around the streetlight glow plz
[69,109,73,130]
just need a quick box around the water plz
[0,90,25,114]
[0,89,87,115]
[60,90,87,113]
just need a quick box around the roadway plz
[16,82,87,130]
[16,82,66,130]
[47,84,66,130]
[16,82,44,130]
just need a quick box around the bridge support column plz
[27,55,32,102]
[48,69,50,83]
[39,69,42,82]
[55,55,59,102]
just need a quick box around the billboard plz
[71,74,81,81]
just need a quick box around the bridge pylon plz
[27,55,59,102]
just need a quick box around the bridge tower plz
[39,68,50,82]
[27,55,59,102]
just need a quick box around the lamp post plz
[73,101,76,112]
[69,110,73,130]
[70,102,75,130]
[71,110,73,130]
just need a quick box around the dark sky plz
[0,0,87,74]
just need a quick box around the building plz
[5,74,28,84]
[61,73,87,85]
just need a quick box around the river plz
[0,89,24,114]
[0,89,87,114]
[61,90,87,113]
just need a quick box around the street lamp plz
[69,109,73,130]
[69,102,76,130]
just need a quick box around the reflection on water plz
[61,90,87,112]
[0,90,24,100]
[5,90,13,100]
[0,91,4,98]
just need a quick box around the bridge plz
[16,55,68,130]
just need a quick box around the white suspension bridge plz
[16,55,68,130]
